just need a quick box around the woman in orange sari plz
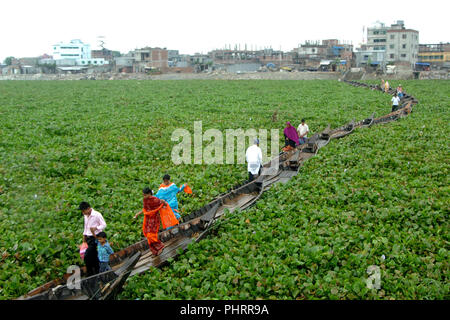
[133,187,179,256]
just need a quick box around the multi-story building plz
[355,44,386,68]
[385,21,419,68]
[418,43,450,69]
[91,48,114,62]
[367,22,388,52]
[355,20,419,69]
[52,39,108,66]
[133,47,168,72]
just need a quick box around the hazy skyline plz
[1,0,449,62]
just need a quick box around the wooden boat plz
[328,120,356,139]
[373,101,413,125]
[20,252,141,300]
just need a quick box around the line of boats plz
[18,80,418,300]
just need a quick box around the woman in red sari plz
[133,187,179,256]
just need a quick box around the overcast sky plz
[1,0,448,62]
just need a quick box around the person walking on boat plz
[396,84,404,99]
[391,92,401,112]
[245,138,263,182]
[133,187,179,256]
[155,174,191,220]
[297,118,309,145]
[384,80,390,93]
[96,232,114,273]
[283,121,300,151]
[80,201,107,276]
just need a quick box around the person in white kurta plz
[297,119,309,145]
[246,138,263,182]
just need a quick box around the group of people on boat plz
[79,175,191,276]
[283,119,309,151]
[244,119,310,182]
[380,79,406,112]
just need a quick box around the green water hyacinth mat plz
[0,80,448,299]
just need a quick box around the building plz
[385,21,419,68]
[355,20,419,69]
[52,39,90,61]
[367,22,388,52]
[91,48,114,62]
[355,44,386,68]
[52,39,108,66]
[294,40,353,69]
[355,22,388,68]
[418,43,450,69]
[114,54,134,73]
[133,47,168,73]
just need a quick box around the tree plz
[4,57,15,65]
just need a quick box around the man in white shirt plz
[246,138,263,182]
[80,201,107,276]
[391,93,401,112]
[297,119,309,145]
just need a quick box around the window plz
[402,34,407,39]
[390,35,395,39]
[401,54,407,58]
[94,61,97,64]
[390,45,394,49]
[390,54,394,59]
[82,61,85,64]
[374,38,386,43]
[402,44,406,49]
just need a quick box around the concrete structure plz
[223,63,261,73]
[91,48,114,62]
[133,47,168,73]
[355,20,419,70]
[52,39,108,66]
[418,43,450,69]
[294,40,353,69]
[355,44,386,68]
[367,22,388,52]
[385,21,419,68]
[114,54,134,73]
[52,39,90,60]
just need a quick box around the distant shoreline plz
[1,70,448,81]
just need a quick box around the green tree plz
[4,56,15,65]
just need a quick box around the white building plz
[52,39,108,66]
[355,20,419,69]
[385,21,419,68]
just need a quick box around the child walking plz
[96,232,114,273]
